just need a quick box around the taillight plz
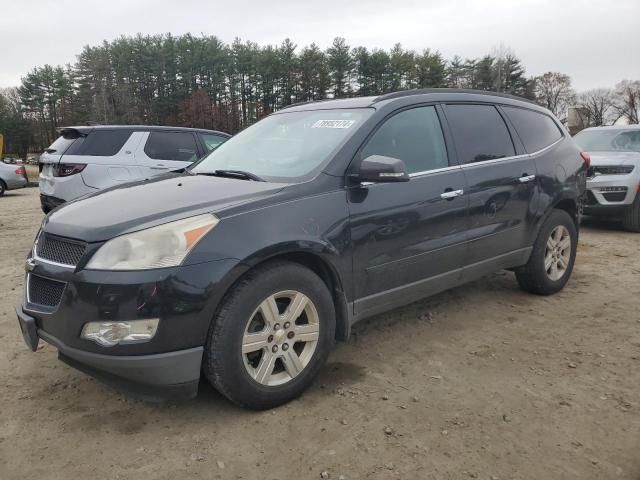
[53,163,86,177]
[15,167,25,174]
[580,152,591,169]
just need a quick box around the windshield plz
[574,129,640,153]
[191,108,372,182]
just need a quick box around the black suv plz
[17,89,587,409]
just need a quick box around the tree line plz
[0,34,638,157]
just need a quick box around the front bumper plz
[17,256,245,400]
[586,174,638,206]
[17,306,201,401]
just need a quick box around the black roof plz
[281,88,541,113]
[58,125,230,137]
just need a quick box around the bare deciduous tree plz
[577,88,619,126]
[533,72,575,122]
[613,80,640,124]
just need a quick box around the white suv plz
[574,125,640,231]
[39,126,230,213]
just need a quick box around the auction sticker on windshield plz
[311,120,356,129]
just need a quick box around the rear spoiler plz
[58,127,92,139]
[42,127,92,154]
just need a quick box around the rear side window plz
[45,135,78,155]
[360,106,449,174]
[503,107,563,153]
[144,132,199,162]
[200,133,227,153]
[445,104,515,164]
[65,130,132,156]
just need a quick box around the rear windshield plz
[574,129,640,153]
[45,136,78,155]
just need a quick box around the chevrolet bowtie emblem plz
[25,258,36,272]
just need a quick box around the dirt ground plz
[1,187,639,480]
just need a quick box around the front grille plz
[592,165,634,176]
[36,233,86,266]
[28,274,66,307]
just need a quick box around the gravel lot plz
[1,187,639,480]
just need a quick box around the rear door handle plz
[519,174,536,183]
[440,189,464,200]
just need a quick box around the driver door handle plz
[440,189,464,200]
[519,174,536,183]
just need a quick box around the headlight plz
[86,214,219,270]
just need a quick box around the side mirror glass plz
[356,155,410,183]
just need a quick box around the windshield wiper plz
[197,169,265,182]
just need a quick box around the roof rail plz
[372,88,535,105]
[280,98,333,110]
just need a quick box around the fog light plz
[81,318,159,347]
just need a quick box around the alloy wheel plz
[544,225,572,281]
[242,290,320,386]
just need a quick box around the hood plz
[588,151,640,166]
[43,173,286,242]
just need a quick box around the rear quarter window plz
[64,130,132,156]
[444,104,516,164]
[45,135,78,155]
[503,107,563,153]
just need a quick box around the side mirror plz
[355,155,410,183]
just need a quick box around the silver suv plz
[574,125,640,231]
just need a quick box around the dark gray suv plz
[17,89,587,409]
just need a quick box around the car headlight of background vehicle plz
[86,214,219,270]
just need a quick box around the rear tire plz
[622,195,640,232]
[203,261,335,410]
[516,209,577,295]
[0,180,6,196]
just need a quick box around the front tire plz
[516,209,577,295]
[203,261,335,409]
[622,195,640,232]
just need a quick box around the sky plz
[1,0,639,91]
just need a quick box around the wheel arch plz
[538,191,580,232]
[218,244,352,342]
[522,192,579,268]
[553,197,579,227]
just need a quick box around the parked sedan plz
[0,160,28,195]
